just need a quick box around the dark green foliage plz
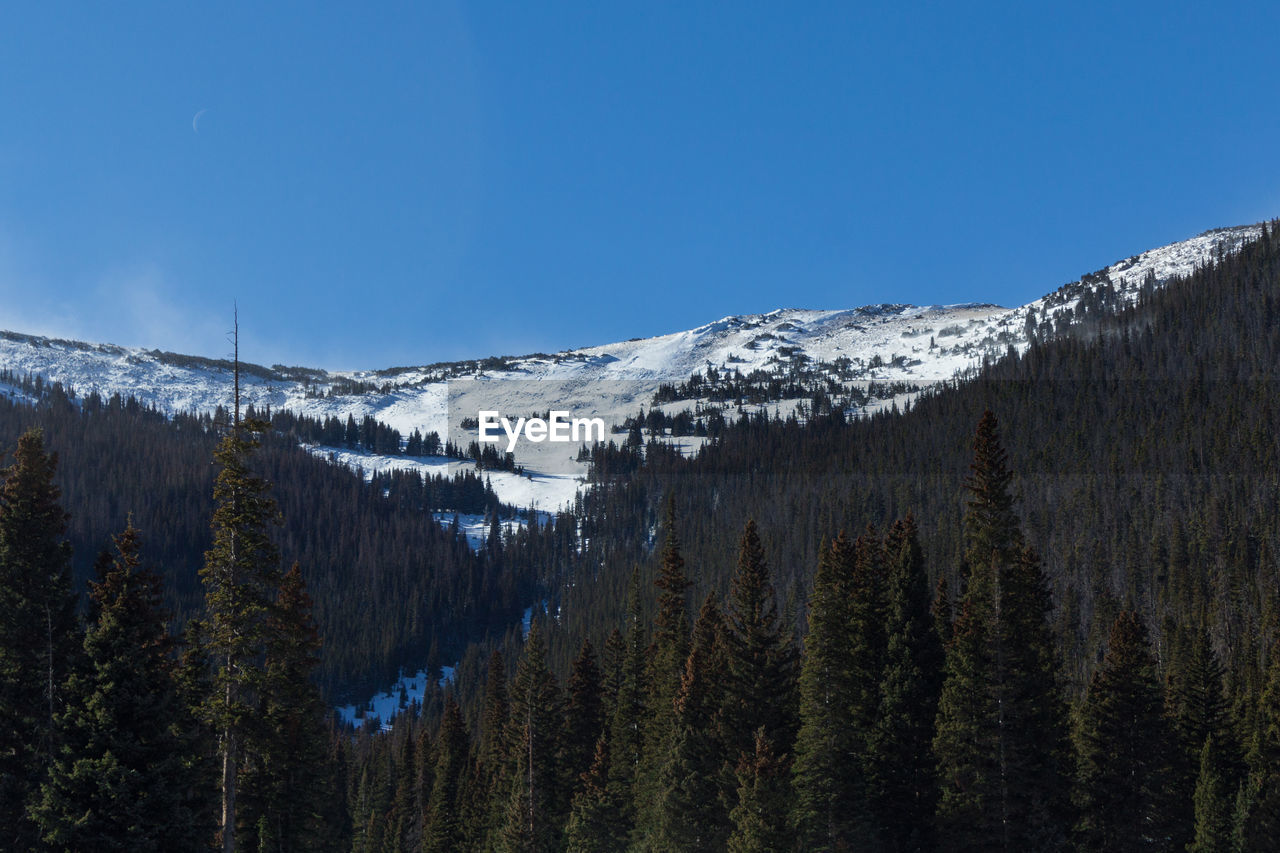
[1189,736,1233,853]
[198,417,283,852]
[0,427,79,850]
[868,515,944,851]
[1074,611,1175,851]
[31,522,202,851]
[935,415,1071,852]
[656,593,733,850]
[933,578,1002,851]
[1237,619,1280,848]
[1166,627,1239,849]
[243,564,338,852]
[791,532,870,850]
[636,497,692,841]
[727,728,792,853]
[560,639,604,804]
[424,697,469,853]
[500,618,563,851]
[723,520,799,768]
[603,566,647,842]
[565,735,627,852]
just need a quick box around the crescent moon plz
[192,109,208,132]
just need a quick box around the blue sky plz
[2,2,1279,369]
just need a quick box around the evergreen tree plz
[1237,615,1280,848]
[245,564,338,851]
[500,618,563,851]
[868,515,944,851]
[723,520,798,767]
[933,574,1002,851]
[995,546,1073,849]
[31,522,201,851]
[1166,626,1239,850]
[476,649,510,846]
[727,728,791,853]
[199,408,284,853]
[424,696,469,853]
[604,566,647,842]
[934,413,1071,852]
[848,525,889,744]
[560,638,604,804]
[1188,736,1232,853]
[636,496,692,842]
[565,735,627,852]
[1074,611,1175,851]
[791,532,869,850]
[656,592,733,850]
[0,428,79,850]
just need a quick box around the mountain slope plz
[0,223,1262,515]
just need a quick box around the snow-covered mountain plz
[0,223,1263,513]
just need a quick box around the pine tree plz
[0,427,79,850]
[199,351,285,853]
[934,413,1071,851]
[30,522,201,851]
[848,526,889,744]
[1074,611,1175,851]
[245,564,338,851]
[1237,615,1280,848]
[565,735,627,852]
[500,618,563,851]
[933,574,1002,851]
[1188,736,1233,853]
[868,515,944,851]
[1166,626,1239,850]
[791,532,869,850]
[723,520,798,767]
[656,592,733,850]
[727,728,791,853]
[636,497,692,842]
[424,696,469,853]
[995,546,1073,849]
[560,639,604,805]
[476,649,510,847]
[604,565,647,842]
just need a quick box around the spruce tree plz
[604,565,647,842]
[868,515,944,851]
[723,520,798,766]
[934,412,1071,851]
[1074,610,1175,851]
[31,522,201,851]
[476,649,510,846]
[1237,615,1280,848]
[791,532,869,850]
[656,592,733,850]
[565,735,627,852]
[199,410,283,853]
[636,497,692,841]
[1167,626,1239,850]
[500,617,563,851]
[560,638,604,805]
[0,427,79,850]
[1188,736,1233,853]
[424,696,469,853]
[244,564,337,851]
[727,728,791,853]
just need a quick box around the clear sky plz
[2,2,1279,370]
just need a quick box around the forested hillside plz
[3,223,1280,850]
[334,223,1280,850]
[0,391,542,700]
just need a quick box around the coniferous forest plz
[3,224,1280,850]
